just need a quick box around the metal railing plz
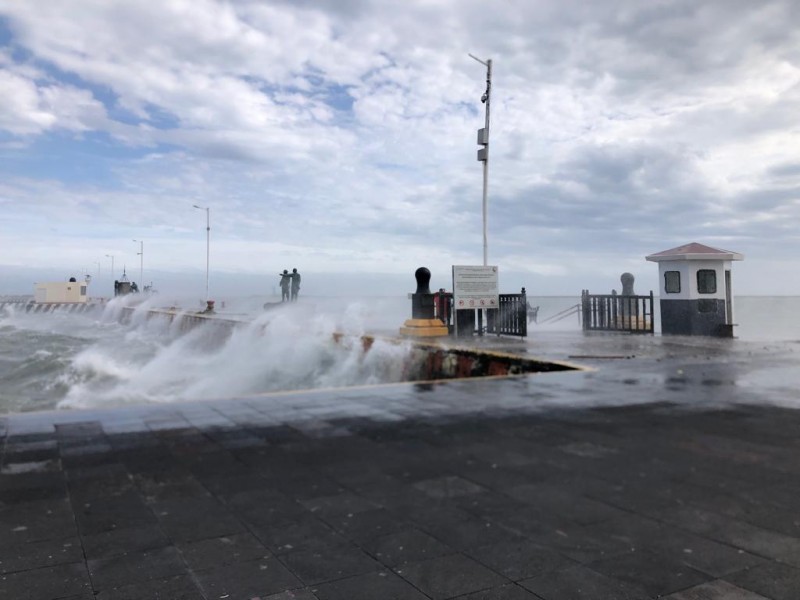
[537,303,581,326]
[581,290,654,333]
[435,291,528,337]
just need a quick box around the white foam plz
[56,301,414,409]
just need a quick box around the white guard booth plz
[645,243,743,337]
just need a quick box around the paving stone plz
[115,447,173,474]
[357,479,434,510]
[226,488,312,528]
[516,520,632,564]
[300,491,379,518]
[0,535,83,574]
[265,588,320,599]
[88,545,187,591]
[151,495,245,542]
[321,507,408,543]
[491,503,574,538]
[312,569,429,599]
[2,439,59,463]
[582,513,664,549]
[505,483,627,525]
[663,579,771,599]
[395,553,508,599]
[0,498,78,545]
[519,563,649,600]
[647,529,767,577]
[65,463,132,492]
[272,473,348,502]
[586,512,768,576]
[94,573,205,600]
[81,524,171,560]
[653,505,732,535]
[0,468,67,503]
[466,538,575,581]
[726,561,800,600]
[589,548,711,597]
[417,513,518,551]
[453,463,538,490]
[412,474,485,498]
[280,542,381,585]
[457,583,542,599]
[0,562,92,599]
[251,516,347,554]
[708,519,800,566]
[131,469,209,503]
[449,489,529,519]
[73,489,158,536]
[177,532,271,571]
[364,527,454,567]
[195,557,302,598]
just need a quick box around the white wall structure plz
[34,281,89,304]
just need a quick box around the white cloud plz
[0,0,799,295]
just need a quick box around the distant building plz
[34,280,89,304]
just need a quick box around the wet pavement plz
[2,331,800,599]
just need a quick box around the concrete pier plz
[2,332,800,599]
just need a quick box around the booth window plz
[697,269,717,294]
[664,271,681,293]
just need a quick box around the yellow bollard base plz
[399,318,449,338]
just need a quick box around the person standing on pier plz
[291,268,301,301]
[279,270,291,302]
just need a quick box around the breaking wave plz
[1,297,414,412]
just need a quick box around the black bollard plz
[411,267,435,319]
[400,267,448,338]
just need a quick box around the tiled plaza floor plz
[2,332,800,599]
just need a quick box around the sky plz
[1,0,799,298]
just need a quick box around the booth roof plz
[645,242,744,262]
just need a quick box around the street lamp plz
[193,204,210,302]
[105,254,115,278]
[469,53,492,266]
[132,240,144,285]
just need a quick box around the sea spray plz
[55,301,415,410]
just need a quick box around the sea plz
[1,295,799,415]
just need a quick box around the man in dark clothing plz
[279,270,291,302]
[291,268,301,301]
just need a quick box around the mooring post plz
[400,267,448,338]
[411,267,434,319]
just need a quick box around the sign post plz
[452,265,499,336]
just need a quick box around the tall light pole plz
[193,204,210,302]
[105,254,115,278]
[469,53,492,266]
[132,240,144,285]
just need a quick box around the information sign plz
[452,265,499,310]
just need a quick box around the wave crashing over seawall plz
[0,299,415,412]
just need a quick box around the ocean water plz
[0,295,798,414]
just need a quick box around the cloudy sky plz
[1,0,799,297]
